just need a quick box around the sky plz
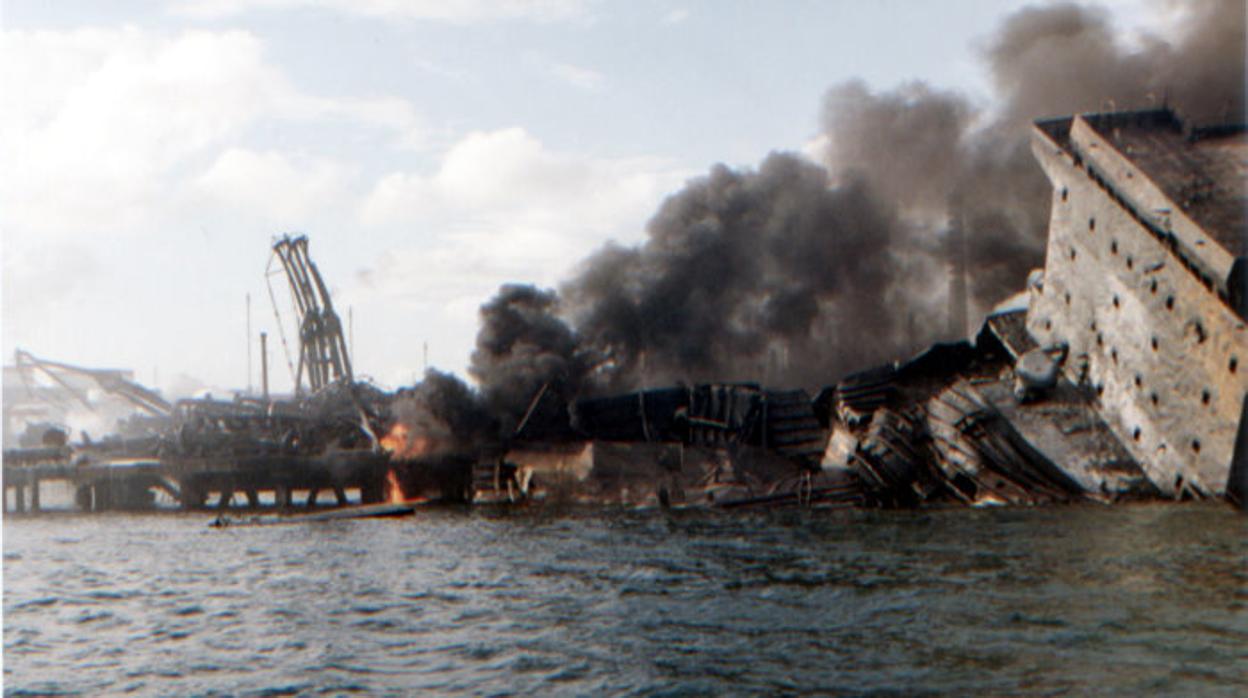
[1,0,1170,398]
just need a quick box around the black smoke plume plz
[468,284,585,436]
[385,369,495,456]
[565,158,911,390]
[414,1,1246,438]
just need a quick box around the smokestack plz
[947,221,969,339]
[260,331,269,401]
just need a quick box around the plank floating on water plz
[210,501,422,527]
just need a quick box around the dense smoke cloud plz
[988,0,1245,129]
[565,158,911,389]
[408,1,1245,438]
[462,159,923,431]
[468,284,584,435]
[386,369,494,456]
[822,0,1246,321]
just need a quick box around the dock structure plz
[3,233,402,515]
[2,447,392,513]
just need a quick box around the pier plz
[2,447,391,513]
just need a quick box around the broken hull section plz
[497,442,861,510]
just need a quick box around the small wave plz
[319,660,403,676]
[148,628,192,642]
[6,687,83,698]
[508,653,561,675]
[400,591,464,604]
[84,589,137,601]
[545,662,591,684]
[451,607,497,623]
[74,610,114,624]
[311,682,370,695]
[351,618,402,632]
[245,683,315,697]
[448,642,503,662]
[10,596,58,610]
[1006,611,1069,627]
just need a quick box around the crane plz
[266,234,353,395]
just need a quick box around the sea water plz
[4,503,1246,696]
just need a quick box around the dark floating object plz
[210,501,421,527]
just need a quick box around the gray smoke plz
[450,1,1245,433]
[988,0,1245,128]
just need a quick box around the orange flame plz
[385,468,405,504]
[380,423,409,453]
[380,422,436,460]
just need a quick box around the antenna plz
[265,262,298,392]
[246,292,253,394]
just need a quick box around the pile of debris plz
[826,309,1154,508]
[482,303,1161,511]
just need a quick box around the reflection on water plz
[5,503,1247,696]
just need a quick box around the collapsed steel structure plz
[13,349,173,419]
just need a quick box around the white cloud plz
[175,0,591,23]
[1,244,99,311]
[195,148,349,221]
[361,127,683,244]
[549,61,604,90]
[0,26,425,238]
[2,27,273,235]
[662,8,690,25]
[519,52,606,91]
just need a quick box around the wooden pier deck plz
[2,447,393,513]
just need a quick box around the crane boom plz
[268,235,353,394]
[13,349,172,417]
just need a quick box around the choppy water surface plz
[5,503,1247,696]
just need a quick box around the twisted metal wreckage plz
[4,108,1247,515]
